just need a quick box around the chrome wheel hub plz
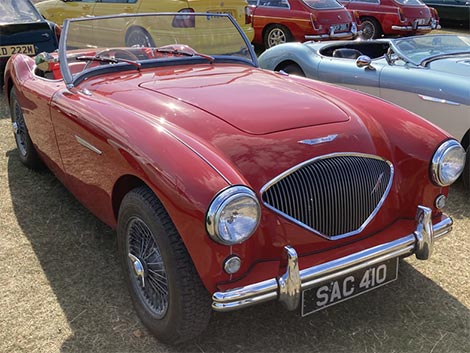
[128,253,145,288]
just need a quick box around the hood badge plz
[298,134,338,146]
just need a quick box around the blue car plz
[259,34,470,190]
[1,0,60,87]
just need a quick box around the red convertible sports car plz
[4,13,466,343]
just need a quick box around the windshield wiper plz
[153,47,214,63]
[76,55,141,69]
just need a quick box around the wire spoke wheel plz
[118,186,212,343]
[9,87,42,169]
[126,28,155,47]
[360,18,381,40]
[127,217,168,318]
[12,102,28,157]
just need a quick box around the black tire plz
[280,63,305,77]
[360,17,382,40]
[9,87,43,169]
[117,186,211,344]
[263,25,292,49]
[463,147,470,192]
[126,27,155,47]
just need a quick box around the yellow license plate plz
[0,44,35,57]
[207,10,235,17]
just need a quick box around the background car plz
[4,12,465,345]
[0,0,59,87]
[340,0,440,39]
[34,0,254,41]
[258,34,470,189]
[247,0,359,48]
[422,0,470,25]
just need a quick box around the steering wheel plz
[83,48,140,70]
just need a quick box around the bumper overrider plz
[212,205,452,312]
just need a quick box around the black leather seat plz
[332,48,363,59]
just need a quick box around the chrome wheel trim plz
[12,102,28,157]
[361,21,375,40]
[268,28,286,47]
[127,217,169,319]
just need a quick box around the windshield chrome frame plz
[59,12,258,88]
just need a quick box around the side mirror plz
[356,55,375,71]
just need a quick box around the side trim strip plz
[75,135,102,155]
[418,94,460,106]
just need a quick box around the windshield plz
[303,0,343,9]
[392,35,470,66]
[60,13,256,86]
[0,0,43,25]
[393,0,424,6]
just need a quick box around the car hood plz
[427,56,470,77]
[139,66,350,135]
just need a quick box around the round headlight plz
[206,186,261,245]
[431,140,466,186]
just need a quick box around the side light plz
[245,6,253,24]
[206,186,261,245]
[224,256,242,274]
[431,140,466,187]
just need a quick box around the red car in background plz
[248,0,359,48]
[340,0,440,39]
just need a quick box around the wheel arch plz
[6,78,14,105]
[262,23,292,39]
[111,174,147,223]
[274,60,305,74]
[360,16,383,32]
[106,131,238,292]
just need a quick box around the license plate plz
[301,257,398,316]
[207,10,235,18]
[0,44,35,58]
[332,23,349,32]
[416,18,428,25]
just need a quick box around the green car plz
[423,0,470,24]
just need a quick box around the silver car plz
[258,34,470,189]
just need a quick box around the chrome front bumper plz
[212,206,452,312]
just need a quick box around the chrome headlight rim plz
[431,139,466,187]
[206,185,261,245]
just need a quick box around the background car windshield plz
[62,13,254,83]
[0,0,43,25]
[393,0,424,5]
[302,0,343,9]
[394,35,470,65]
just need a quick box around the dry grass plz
[0,21,469,352]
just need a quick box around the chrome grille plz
[261,154,393,239]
